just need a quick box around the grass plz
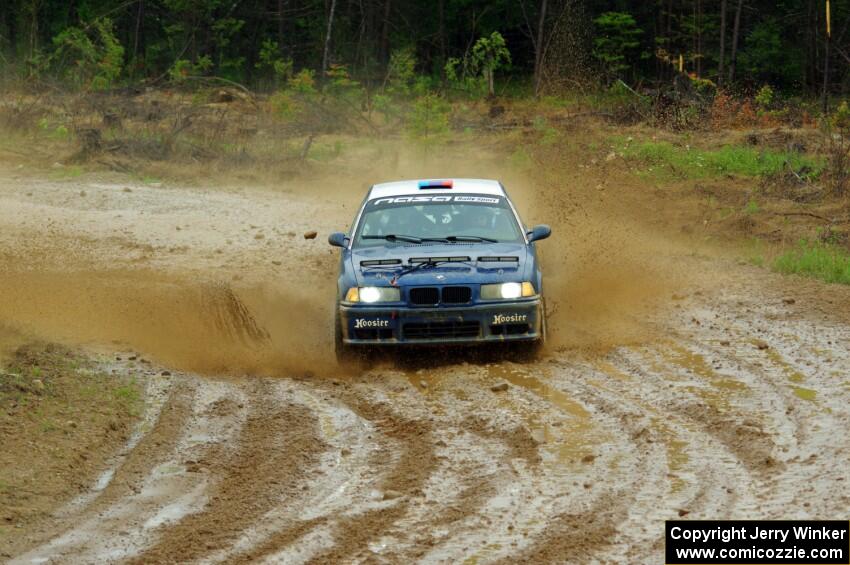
[743,199,760,215]
[509,146,532,170]
[48,164,83,180]
[792,386,817,401]
[614,138,823,180]
[532,116,559,145]
[772,240,850,285]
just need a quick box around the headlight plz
[345,286,400,303]
[480,281,536,300]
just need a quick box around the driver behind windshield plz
[357,200,522,246]
[374,205,428,236]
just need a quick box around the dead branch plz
[771,211,834,222]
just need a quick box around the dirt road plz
[2,156,849,564]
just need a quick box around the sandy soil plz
[1,146,849,564]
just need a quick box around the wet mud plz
[2,162,849,563]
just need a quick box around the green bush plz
[407,94,451,147]
[50,18,124,90]
[445,31,511,98]
[288,69,317,94]
[169,56,213,82]
[255,39,293,89]
[269,91,299,121]
[385,47,417,96]
[754,84,774,110]
[471,31,511,97]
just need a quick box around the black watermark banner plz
[666,520,850,564]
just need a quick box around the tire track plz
[12,377,251,564]
[128,379,324,564]
[301,385,438,564]
[10,298,850,565]
[219,381,382,564]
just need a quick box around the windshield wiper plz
[389,258,470,286]
[362,234,422,244]
[362,234,451,244]
[445,235,498,243]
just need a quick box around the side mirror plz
[328,232,348,247]
[527,224,551,243]
[527,224,552,243]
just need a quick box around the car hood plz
[350,243,529,286]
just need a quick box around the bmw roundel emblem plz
[436,274,446,280]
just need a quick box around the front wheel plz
[333,307,359,364]
[528,299,548,358]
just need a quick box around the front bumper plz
[339,298,543,346]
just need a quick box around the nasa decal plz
[371,195,501,206]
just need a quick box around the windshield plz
[353,194,523,247]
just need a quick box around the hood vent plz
[477,256,519,262]
[409,256,470,264]
[360,259,402,267]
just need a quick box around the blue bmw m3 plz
[328,178,551,359]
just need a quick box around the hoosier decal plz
[492,313,528,325]
[354,318,390,329]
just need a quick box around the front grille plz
[490,323,531,336]
[403,321,481,339]
[353,328,394,340]
[441,286,472,304]
[409,287,439,305]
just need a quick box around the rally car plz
[328,178,551,359]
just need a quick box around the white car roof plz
[368,178,505,200]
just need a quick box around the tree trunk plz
[821,34,829,111]
[821,0,831,112]
[727,0,744,84]
[718,0,727,84]
[28,0,40,59]
[132,0,144,75]
[277,0,286,53]
[667,0,673,79]
[379,0,391,65]
[533,0,548,96]
[696,0,702,78]
[653,7,662,78]
[0,4,8,55]
[805,0,815,91]
[321,0,338,78]
[438,0,446,67]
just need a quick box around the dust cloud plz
[500,155,687,352]
[542,234,677,351]
[0,267,337,376]
[0,141,688,373]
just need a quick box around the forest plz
[0,0,846,101]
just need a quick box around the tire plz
[511,300,547,362]
[528,299,548,359]
[333,306,359,364]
